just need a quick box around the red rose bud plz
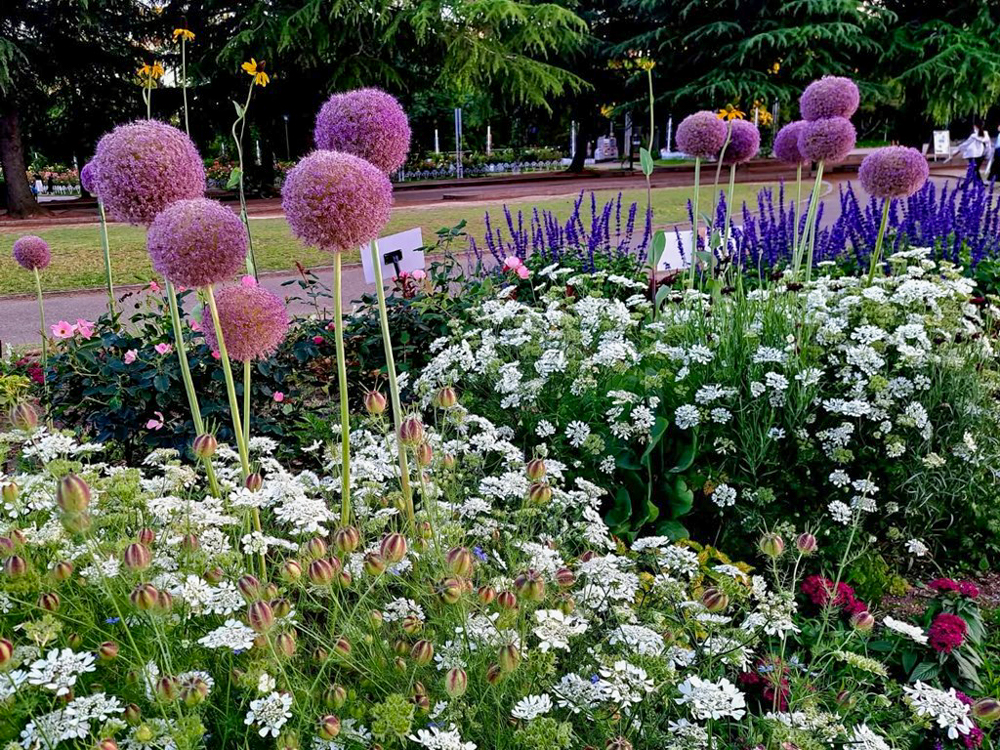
[364,390,387,415]
[333,636,351,658]
[52,560,74,582]
[155,590,173,612]
[308,558,337,586]
[526,458,546,481]
[96,739,119,750]
[238,574,261,601]
[37,592,60,612]
[204,566,224,584]
[56,474,91,512]
[275,631,297,657]
[380,533,407,563]
[973,698,1000,723]
[61,511,92,534]
[402,615,422,635]
[514,569,545,601]
[4,555,27,578]
[248,601,275,633]
[99,641,119,661]
[364,552,386,575]
[245,473,264,492]
[411,639,434,665]
[318,715,341,740]
[758,533,785,558]
[398,416,424,446]
[9,402,39,431]
[497,590,518,610]
[478,586,496,605]
[415,443,433,467]
[445,667,468,697]
[123,543,152,572]
[124,704,142,726]
[304,537,328,560]
[130,583,158,611]
[333,526,361,554]
[271,597,291,618]
[1,482,18,504]
[281,560,302,582]
[850,610,875,632]
[180,677,210,707]
[191,433,217,459]
[446,546,474,577]
[442,453,456,470]
[701,587,729,613]
[528,483,552,505]
[486,663,502,684]
[324,684,348,709]
[433,386,458,409]
[795,533,818,555]
[0,638,13,667]
[498,643,521,673]
[555,568,575,588]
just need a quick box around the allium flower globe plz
[281,150,392,251]
[12,235,51,271]
[799,76,860,121]
[201,285,289,362]
[721,119,760,164]
[772,121,808,164]
[147,199,248,288]
[314,88,411,174]
[858,146,929,199]
[92,120,206,225]
[798,117,856,163]
[675,111,728,159]
[79,161,98,194]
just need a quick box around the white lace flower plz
[198,619,257,651]
[883,616,928,645]
[27,648,96,696]
[511,694,552,720]
[903,682,973,739]
[245,691,293,737]
[675,675,746,720]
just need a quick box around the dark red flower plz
[928,578,960,594]
[959,581,981,599]
[928,613,967,654]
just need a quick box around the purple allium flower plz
[147,198,247,288]
[12,235,51,271]
[799,76,860,121]
[79,161,98,194]
[798,117,856,163]
[92,120,205,225]
[858,146,929,199]
[722,119,761,164]
[676,111,728,159]
[772,121,808,164]
[201,285,289,362]
[281,150,392,251]
[314,88,411,174]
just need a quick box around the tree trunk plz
[0,100,40,217]
[567,115,590,172]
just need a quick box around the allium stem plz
[867,198,892,285]
[32,268,47,403]
[165,281,220,497]
[333,255,352,524]
[803,162,826,282]
[687,157,701,286]
[243,359,251,448]
[792,164,803,263]
[205,285,250,478]
[181,39,189,136]
[722,164,737,272]
[232,81,258,279]
[370,240,415,530]
[97,199,115,317]
[796,162,825,281]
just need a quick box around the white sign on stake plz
[933,130,951,157]
[361,227,425,285]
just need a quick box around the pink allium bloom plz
[676,111,728,159]
[12,235,51,271]
[722,120,761,164]
[282,150,392,252]
[80,161,98,194]
[273,391,285,403]
[51,321,76,339]
[799,76,860,121]
[147,198,248,288]
[240,275,257,287]
[502,256,522,270]
[75,319,95,340]
[858,146,929,199]
[92,119,206,225]
[798,117,856,163]
[154,343,173,355]
[146,411,165,431]
[123,349,138,364]
[772,121,808,164]
[928,613,967,654]
[314,88,411,174]
[515,265,530,279]
[201,285,289,362]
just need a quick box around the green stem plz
[165,282,220,497]
[181,39,189,136]
[722,164,737,274]
[32,268,47,404]
[867,198,892,285]
[333,255,352,525]
[232,82,258,278]
[97,199,115,317]
[370,240,414,530]
[688,157,701,285]
[243,359,251,448]
[205,285,250,478]
[791,163,802,266]
[798,162,825,281]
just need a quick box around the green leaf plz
[908,661,940,682]
[153,373,169,392]
[606,487,633,531]
[649,230,667,269]
[639,147,654,177]
[654,519,687,540]
[233,100,245,118]
[901,649,918,674]
[226,168,242,190]
[669,476,694,517]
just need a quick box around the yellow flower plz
[151,61,165,78]
[769,61,781,75]
[173,28,195,42]
[600,103,616,119]
[716,104,745,121]
[635,57,656,72]
[137,63,151,77]
[242,58,270,87]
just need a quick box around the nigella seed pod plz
[402,615,422,635]
[318,715,341,740]
[191,433,217,459]
[411,639,434,666]
[8,529,25,546]
[514,569,545,601]
[486,663,502,685]
[0,537,13,558]
[52,560,74,582]
[398,416,424,446]
[123,543,152,572]
[204,566,224,584]
[442,453,456,470]
[437,577,464,605]
[497,590,518,610]
[96,739,119,750]
[181,533,199,553]
[558,595,576,615]
[415,442,433,467]
[333,526,361,554]
[528,482,552,505]
[56,474,91,512]
[701,587,729,613]
[37,592,60,612]
[380,532,407,563]
[850,610,875,632]
[263,583,280,600]
[4,555,27,578]
[137,528,155,546]
[67,632,83,649]
[9,402,39,431]
[338,570,352,588]
[275,631,297,657]
[363,390,387,415]
[324,684,348,709]
[134,725,154,743]
[973,698,1000,723]
[411,692,430,711]
[364,552,386,575]
[272,597,292,619]
[758,533,785,558]
[554,568,575,588]
[369,609,384,628]
[245,473,264,492]
[393,638,410,657]
[795,533,818,555]
[304,537,328,560]
[445,546,474,578]
[478,586,496,605]
[313,647,329,663]
[445,667,468,697]
[155,676,178,702]
[99,641,120,661]
[836,689,854,708]
[393,656,406,672]
[248,601,275,633]
[417,521,433,539]
[155,590,173,612]
[180,677,210,707]
[497,643,521,673]
[525,458,546,481]
[1,481,18,504]
[333,636,351,658]
[238,574,262,601]
[432,386,458,409]
[281,560,302,582]
[124,704,142,726]
[130,584,158,611]
[0,638,13,667]
[308,558,336,586]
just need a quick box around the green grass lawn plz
[0,182,774,295]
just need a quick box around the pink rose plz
[515,265,530,280]
[148,280,160,293]
[189,319,202,333]
[502,256,523,271]
[50,321,76,339]
[146,411,164,430]
[123,349,138,364]
[75,319,96,340]
[412,269,427,281]
[154,343,173,355]
[312,335,323,345]
[273,391,285,403]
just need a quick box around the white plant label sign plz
[361,228,425,285]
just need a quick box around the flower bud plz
[96,739,119,750]
[0,638,13,667]
[304,537,328,560]
[758,533,785,558]
[528,483,552,505]
[478,586,496,605]
[498,643,521,673]
[181,533,199,553]
[204,566,224,584]
[262,582,279,600]
[136,527,155,546]
[9,529,26,546]
[554,568,575,588]
[607,738,633,750]
[364,390,387,415]
[973,698,1000,723]
[850,610,874,632]
[124,704,141,726]
[364,552,386,575]
[281,560,302,582]
[795,533,818,555]
[272,597,291,619]
[445,667,468,697]
[0,537,13,557]
[180,677,210,707]
[56,474,91,513]
[399,416,424,446]
[333,636,351,658]
[402,615,422,635]
[192,433,217,459]
[486,663,502,684]
[9,402,38,431]
[130,583,158,611]
[393,638,410,657]
[245,473,263,492]
[52,560,74,582]
[836,689,854,708]
[318,715,341,740]
[438,577,464,605]
[514,569,545,601]
[701,587,729,613]
[1,482,18,505]
[248,601,275,633]
[155,676,178,702]
[67,632,83,649]
[415,442,433,467]
[123,543,152,572]
[442,453,456,470]
[497,590,518,610]
[433,387,458,409]
[380,533,407,563]
[526,458,546,481]
[445,547,474,578]
[275,631,297,657]
[324,684,348,709]
[38,592,60,612]
[99,641,119,661]
[333,526,361,555]
[411,639,434,666]
[238,574,262,601]
[411,692,430,711]
[4,554,27,578]
[308,558,337,586]
[155,590,173,612]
